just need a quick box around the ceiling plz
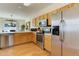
[0,3,68,20]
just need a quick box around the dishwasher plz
[0,34,9,48]
[0,33,13,49]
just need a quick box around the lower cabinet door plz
[44,34,52,52]
[13,33,32,45]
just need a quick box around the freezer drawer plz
[52,35,61,56]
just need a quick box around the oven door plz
[36,32,44,49]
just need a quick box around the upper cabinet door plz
[47,13,52,25]
[43,14,48,19]
[39,16,44,20]
[32,19,34,26]
[32,18,36,27]
[35,17,40,27]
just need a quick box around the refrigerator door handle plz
[60,11,65,56]
[60,20,65,42]
[59,12,65,42]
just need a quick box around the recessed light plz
[18,6,22,8]
[24,3,31,6]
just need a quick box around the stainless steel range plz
[36,32,44,49]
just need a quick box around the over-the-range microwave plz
[39,19,47,27]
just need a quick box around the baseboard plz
[13,41,33,47]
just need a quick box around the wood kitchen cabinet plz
[32,32,36,43]
[13,32,33,45]
[47,13,52,25]
[44,34,52,52]
[32,14,52,27]
[43,14,48,19]
[39,15,43,20]
[39,14,51,26]
[35,17,40,27]
[32,18,36,27]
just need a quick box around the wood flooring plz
[0,43,50,56]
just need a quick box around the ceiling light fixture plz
[24,3,31,6]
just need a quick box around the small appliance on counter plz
[10,30,16,32]
[30,28,37,31]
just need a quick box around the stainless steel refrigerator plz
[52,6,79,56]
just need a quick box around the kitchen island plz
[0,31,36,48]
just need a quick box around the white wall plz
[17,20,26,31]
[0,12,30,20]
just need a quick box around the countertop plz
[0,30,35,34]
[44,33,52,35]
[0,31,51,35]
